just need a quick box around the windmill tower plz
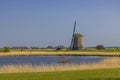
[70,21,83,50]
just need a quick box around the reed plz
[0,57,119,73]
[0,51,120,56]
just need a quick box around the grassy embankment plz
[0,68,119,80]
[0,48,120,56]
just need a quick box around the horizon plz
[0,0,120,48]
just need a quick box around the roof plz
[73,33,83,38]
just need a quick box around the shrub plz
[0,48,4,52]
[3,47,10,52]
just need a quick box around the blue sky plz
[0,0,120,47]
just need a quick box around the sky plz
[0,0,120,48]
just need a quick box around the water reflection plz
[0,56,105,66]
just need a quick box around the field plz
[0,68,120,80]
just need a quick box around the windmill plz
[70,21,83,50]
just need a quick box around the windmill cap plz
[74,34,83,38]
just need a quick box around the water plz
[0,56,105,66]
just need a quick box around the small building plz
[96,45,105,50]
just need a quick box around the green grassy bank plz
[0,68,120,80]
[0,48,120,57]
[10,48,120,52]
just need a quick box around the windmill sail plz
[70,21,76,49]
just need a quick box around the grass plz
[13,48,120,52]
[0,51,120,57]
[0,68,119,80]
[0,48,120,57]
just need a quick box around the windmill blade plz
[70,37,74,49]
[73,21,76,37]
[70,21,76,49]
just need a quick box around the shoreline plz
[0,51,120,57]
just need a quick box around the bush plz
[3,47,10,52]
[0,48,4,52]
